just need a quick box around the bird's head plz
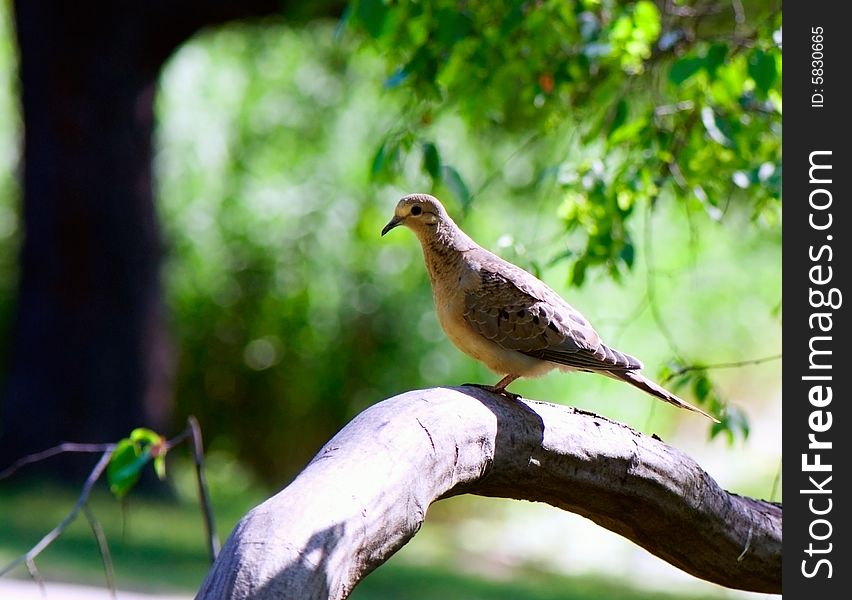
[381,193,448,237]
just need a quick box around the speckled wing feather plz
[462,251,642,372]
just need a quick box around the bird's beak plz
[381,215,404,236]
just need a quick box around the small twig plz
[665,2,728,17]
[0,442,115,480]
[730,0,746,29]
[189,416,220,563]
[661,354,782,384]
[0,449,113,576]
[468,131,544,208]
[83,503,116,599]
[165,425,193,452]
[596,296,650,356]
[769,458,781,503]
[25,558,45,598]
[654,100,695,118]
[667,162,688,191]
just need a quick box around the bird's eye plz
[410,205,422,216]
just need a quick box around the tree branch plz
[82,503,117,599]
[0,449,114,577]
[0,443,115,481]
[197,387,781,599]
[661,354,783,383]
[188,415,221,563]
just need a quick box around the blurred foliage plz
[346,0,781,283]
[155,24,451,480]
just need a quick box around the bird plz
[381,193,717,421]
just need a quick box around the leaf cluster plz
[348,0,781,283]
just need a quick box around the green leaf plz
[370,140,388,177]
[440,165,471,210]
[499,0,525,36]
[729,406,750,439]
[704,43,728,77]
[402,45,439,85]
[669,56,704,85]
[107,428,166,499]
[608,116,648,144]
[607,100,628,140]
[692,374,711,402]
[748,49,777,95]
[633,1,661,41]
[710,405,750,444]
[619,241,635,269]
[354,0,388,39]
[435,9,473,46]
[129,427,163,446]
[154,454,167,480]
[370,139,400,181]
[610,16,633,42]
[107,440,150,499]
[570,258,588,287]
[422,141,441,181]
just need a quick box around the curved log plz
[196,387,781,599]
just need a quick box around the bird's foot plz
[461,383,522,402]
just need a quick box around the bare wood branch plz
[661,354,783,383]
[0,449,113,576]
[24,558,44,595]
[0,422,204,582]
[0,442,115,480]
[197,387,781,600]
[188,415,221,563]
[83,503,117,599]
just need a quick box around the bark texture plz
[197,387,782,599]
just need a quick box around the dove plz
[381,193,716,421]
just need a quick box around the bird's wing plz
[463,252,641,372]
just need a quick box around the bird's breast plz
[430,274,552,378]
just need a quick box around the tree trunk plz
[197,387,782,599]
[1,0,343,478]
[2,1,168,477]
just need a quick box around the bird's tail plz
[610,370,719,422]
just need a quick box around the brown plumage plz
[381,193,717,421]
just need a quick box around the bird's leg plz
[461,374,522,401]
[494,374,520,390]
